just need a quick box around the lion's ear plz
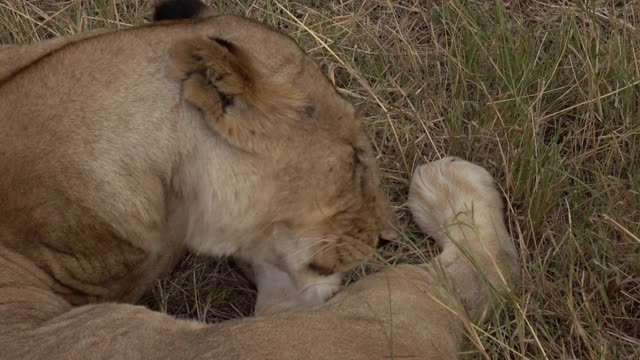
[170,37,306,153]
[170,37,255,150]
[170,37,251,97]
[151,0,213,22]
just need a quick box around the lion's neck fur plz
[170,128,277,257]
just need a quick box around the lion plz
[0,0,399,314]
[0,1,519,358]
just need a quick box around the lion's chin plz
[252,261,342,316]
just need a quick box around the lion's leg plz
[1,303,203,359]
[0,266,461,359]
[407,156,520,321]
[0,247,72,331]
[0,246,204,359]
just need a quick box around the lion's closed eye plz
[307,262,335,276]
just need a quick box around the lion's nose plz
[377,228,399,248]
[379,224,400,242]
[377,236,391,248]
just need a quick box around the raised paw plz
[408,157,503,242]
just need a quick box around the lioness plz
[0,1,519,358]
[0,0,398,314]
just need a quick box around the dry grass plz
[1,0,639,358]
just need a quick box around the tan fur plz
[0,155,519,359]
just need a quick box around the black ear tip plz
[153,0,207,21]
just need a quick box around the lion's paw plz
[408,157,502,242]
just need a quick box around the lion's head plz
[162,6,398,313]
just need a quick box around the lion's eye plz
[308,262,335,276]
